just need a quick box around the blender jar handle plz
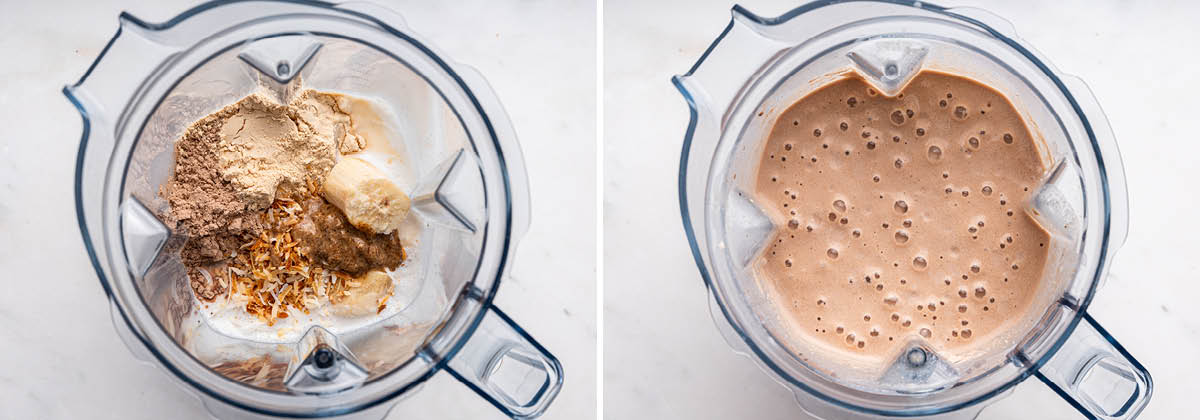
[1035,313,1152,419]
[446,305,563,419]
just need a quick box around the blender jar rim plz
[674,0,1126,416]
[65,0,532,416]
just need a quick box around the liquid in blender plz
[753,70,1051,369]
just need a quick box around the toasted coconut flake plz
[222,196,404,325]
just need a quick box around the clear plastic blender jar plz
[65,1,562,418]
[675,1,1150,419]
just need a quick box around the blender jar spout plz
[65,12,181,133]
[672,6,789,131]
[64,11,182,299]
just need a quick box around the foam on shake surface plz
[754,70,1050,366]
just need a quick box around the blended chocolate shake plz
[754,70,1049,366]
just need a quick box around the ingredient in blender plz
[161,86,412,327]
[293,196,407,276]
[321,157,411,234]
[211,355,287,390]
[330,270,396,317]
[162,90,365,266]
[160,104,266,268]
[754,70,1050,366]
[222,197,379,325]
[214,91,363,209]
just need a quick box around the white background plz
[0,0,595,419]
[604,0,1197,419]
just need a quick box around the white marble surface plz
[0,0,594,419]
[604,0,1197,419]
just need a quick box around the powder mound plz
[188,266,229,301]
[161,89,365,267]
[216,91,362,209]
[161,102,265,266]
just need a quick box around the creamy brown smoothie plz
[754,70,1050,366]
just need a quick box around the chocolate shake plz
[753,70,1049,366]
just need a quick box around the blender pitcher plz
[675,2,1150,419]
[65,1,562,418]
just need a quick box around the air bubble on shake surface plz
[970,264,981,273]
[912,256,928,270]
[894,158,904,169]
[974,286,987,298]
[967,136,980,150]
[788,219,800,230]
[958,304,968,313]
[833,200,847,212]
[884,295,899,305]
[920,328,932,338]
[827,248,840,259]
[927,145,942,161]
[891,110,906,125]
[894,230,910,244]
[981,185,993,196]
[953,105,969,120]
[894,200,909,213]
[1003,133,1014,144]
